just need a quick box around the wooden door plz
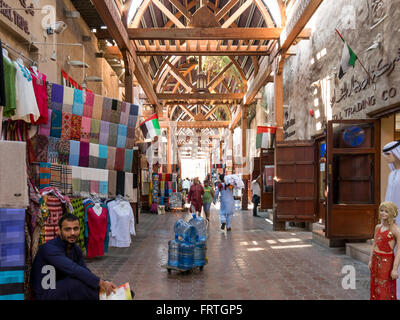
[260,150,274,210]
[326,119,380,239]
[316,139,327,224]
[275,140,317,222]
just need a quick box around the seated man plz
[32,214,117,300]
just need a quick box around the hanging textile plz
[57,138,70,165]
[116,171,125,196]
[101,97,112,122]
[47,137,60,164]
[62,86,74,113]
[72,166,82,195]
[107,199,135,248]
[28,67,48,125]
[89,143,99,168]
[108,122,118,147]
[126,127,135,149]
[49,109,62,138]
[39,162,51,190]
[43,195,64,243]
[115,148,125,171]
[37,109,52,136]
[82,90,94,118]
[79,141,89,167]
[92,94,103,120]
[98,144,108,169]
[116,124,127,148]
[61,165,72,195]
[119,102,129,126]
[84,203,110,258]
[70,114,82,141]
[60,112,72,140]
[106,146,116,170]
[69,198,86,255]
[72,88,84,116]
[69,140,80,167]
[124,149,133,172]
[99,170,109,197]
[99,120,109,145]
[124,173,134,202]
[108,170,117,198]
[2,54,16,118]
[80,116,91,143]
[50,83,63,111]
[89,119,100,144]
[49,164,62,190]
[31,134,49,163]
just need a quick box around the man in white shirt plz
[251,176,261,217]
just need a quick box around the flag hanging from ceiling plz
[256,126,276,149]
[336,29,358,79]
[139,113,161,140]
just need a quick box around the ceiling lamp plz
[86,76,103,82]
[197,73,207,93]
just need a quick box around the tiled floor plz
[85,206,370,300]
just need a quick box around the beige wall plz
[0,0,122,99]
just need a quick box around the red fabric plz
[370,251,397,300]
[188,184,204,212]
[115,148,125,171]
[86,206,107,258]
[375,226,395,253]
[29,68,48,125]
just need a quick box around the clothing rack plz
[1,41,36,65]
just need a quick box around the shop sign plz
[283,118,296,139]
[332,48,400,119]
[0,0,34,35]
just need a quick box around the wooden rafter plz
[165,60,196,92]
[207,61,233,91]
[157,93,244,101]
[151,0,185,28]
[177,121,230,128]
[221,0,253,28]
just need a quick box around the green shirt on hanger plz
[2,56,16,117]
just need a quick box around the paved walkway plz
[85,206,370,300]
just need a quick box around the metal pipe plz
[1,41,36,64]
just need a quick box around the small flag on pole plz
[139,113,161,140]
[256,126,276,149]
[336,29,358,79]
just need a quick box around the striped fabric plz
[61,165,72,195]
[0,269,24,300]
[44,196,63,243]
[49,164,62,190]
[39,162,51,190]
[139,113,160,139]
[0,208,25,268]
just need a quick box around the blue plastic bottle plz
[168,239,180,267]
[189,214,208,242]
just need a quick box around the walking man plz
[251,176,261,217]
[213,175,235,231]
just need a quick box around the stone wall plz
[264,0,400,140]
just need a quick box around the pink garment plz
[86,206,107,258]
[29,68,48,125]
[83,91,94,118]
[80,116,91,143]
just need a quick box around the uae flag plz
[336,29,358,79]
[139,113,161,140]
[256,126,276,149]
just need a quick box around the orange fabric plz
[370,251,397,300]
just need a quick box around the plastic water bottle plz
[168,239,179,267]
[174,219,197,243]
[189,214,208,242]
[193,240,206,267]
[178,241,195,270]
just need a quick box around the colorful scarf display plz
[62,86,74,113]
[116,171,125,196]
[57,138,70,165]
[72,166,81,194]
[31,134,49,163]
[39,162,51,189]
[80,167,90,196]
[99,120,109,145]
[49,109,62,138]
[92,94,103,120]
[124,172,134,201]
[50,83,63,111]
[98,169,108,196]
[108,122,118,147]
[61,112,72,140]
[80,116,91,143]
[70,198,86,254]
[69,140,80,166]
[98,144,108,169]
[79,141,89,167]
[70,115,82,141]
[89,143,99,168]
[110,99,122,124]
[116,124,127,148]
[61,165,72,195]
[101,97,112,122]
[115,148,125,171]
[126,127,135,149]
[89,168,99,194]
[124,148,133,172]
[38,109,52,136]
[83,91,94,118]
[119,101,129,126]
[72,88,84,116]
[47,137,60,163]
[106,146,116,170]
[108,170,117,198]
[89,119,100,144]
[49,163,62,189]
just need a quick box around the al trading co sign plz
[0,0,34,35]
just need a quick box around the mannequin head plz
[379,201,398,226]
[383,141,400,170]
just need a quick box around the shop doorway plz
[326,119,380,239]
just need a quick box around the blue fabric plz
[0,293,24,300]
[0,270,24,284]
[116,124,127,148]
[32,236,100,299]
[213,183,235,228]
[72,89,84,116]
[124,149,133,172]
[69,140,80,166]
[129,104,138,116]
[0,208,25,268]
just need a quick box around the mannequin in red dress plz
[86,203,108,259]
[369,201,400,300]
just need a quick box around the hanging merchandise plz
[107,196,135,248]
[84,200,110,259]
[28,66,48,125]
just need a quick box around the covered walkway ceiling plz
[87,0,322,157]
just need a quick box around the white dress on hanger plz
[107,199,136,248]
[11,59,40,122]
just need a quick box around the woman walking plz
[202,180,214,221]
[188,177,204,217]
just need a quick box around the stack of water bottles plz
[168,214,208,270]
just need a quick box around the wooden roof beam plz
[177,121,230,128]
[157,92,244,100]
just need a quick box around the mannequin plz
[2,48,10,62]
[383,140,400,299]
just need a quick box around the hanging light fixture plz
[196,72,207,93]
